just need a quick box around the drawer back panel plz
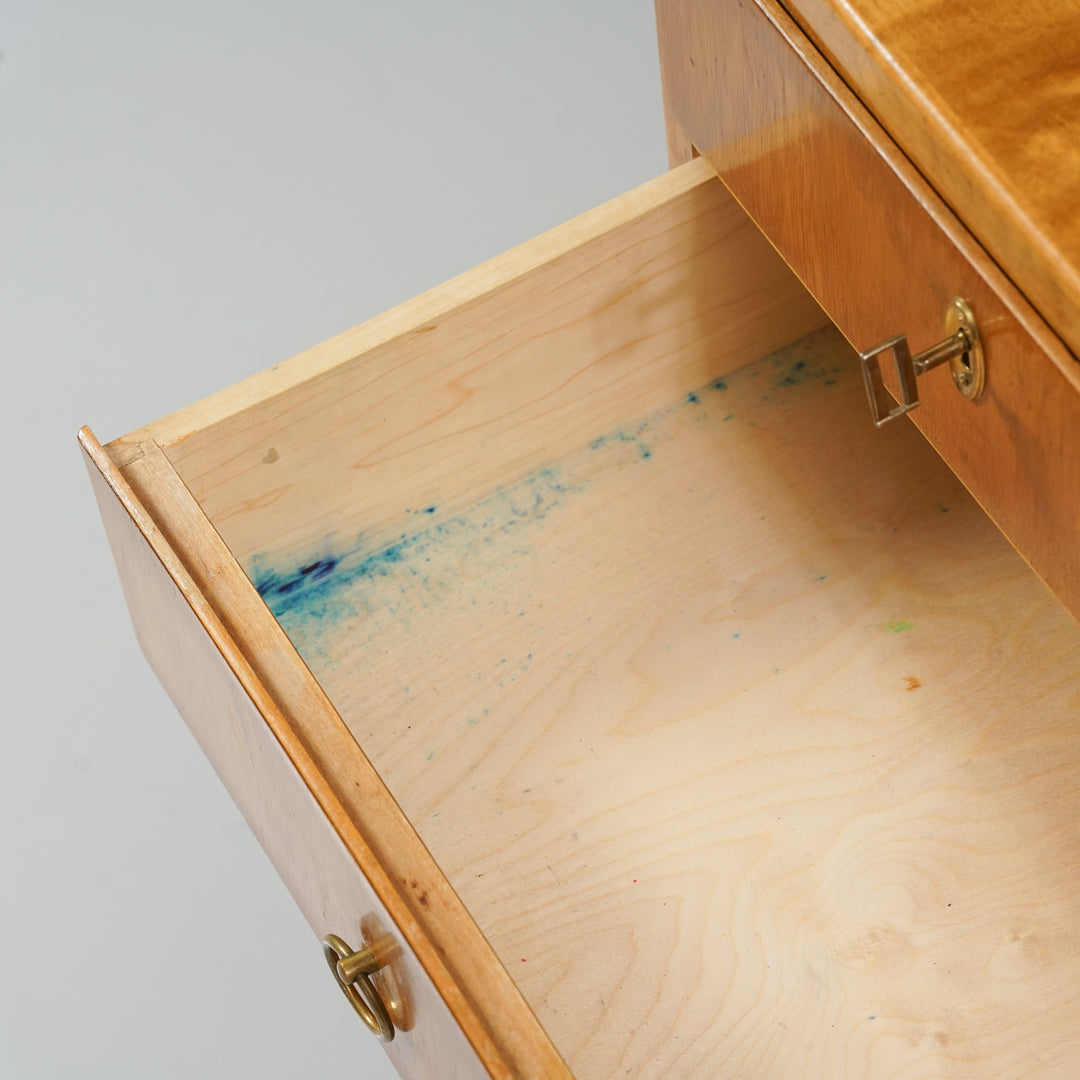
[118,160,825,575]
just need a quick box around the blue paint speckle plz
[768,346,843,391]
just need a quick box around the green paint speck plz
[884,619,915,633]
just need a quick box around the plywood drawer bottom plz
[83,158,1080,1078]
[252,328,1080,1079]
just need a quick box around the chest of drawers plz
[82,3,1080,1077]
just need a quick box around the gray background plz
[2,2,665,1077]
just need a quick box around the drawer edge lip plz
[78,424,574,1080]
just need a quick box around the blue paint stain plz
[300,558,336,578]
[255,556,337,597]
[248,333,852,661]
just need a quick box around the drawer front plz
[80,431,562,1080]
[656,0,1080,619]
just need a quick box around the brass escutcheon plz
[860,296,985,426]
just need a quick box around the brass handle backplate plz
[860,296,985,427]
[322,933,396,1042]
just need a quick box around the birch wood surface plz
[254,329,1080,1080]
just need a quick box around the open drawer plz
[81,158,1080,1079]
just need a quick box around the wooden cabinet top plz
[782,0,1080,358]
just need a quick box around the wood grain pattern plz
[109,159,825,575]
[79,429,572,1080]
[654,0,1080,621]
[257,330,1080,1079]
[779,0,1080,361]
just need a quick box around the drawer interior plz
[254,330,1080,1078]
[103,160,1080,1078]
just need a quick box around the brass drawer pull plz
[322,933,396,1042]
[859,296,985,426]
